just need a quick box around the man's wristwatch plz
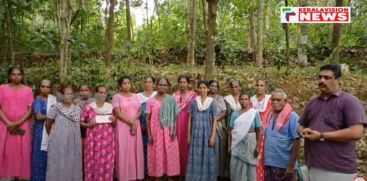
[320,132,325,141]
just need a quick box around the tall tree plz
[153,0,161,26]
[329,0,344,63]
[187,0,197,65]
[248,12,257,57]
[59,0,73,83]
[246,1,257,56]
[145,0,149,30]
[201,0,207,32]
[105,0,116,66]
[297,0,308,65]
[78,0,87,33]
[125,0,133,43]
[283,0,290,63]
[256,0,264,67]
[4,0,15,64]
[204,0,219,79]
[265,3,270,30]
[104,0,109,24]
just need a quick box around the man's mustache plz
[318,83,326,87]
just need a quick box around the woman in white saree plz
[228,93,262,181]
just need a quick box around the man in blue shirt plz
[264,89,300,181]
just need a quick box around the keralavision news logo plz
[281,7,351,23]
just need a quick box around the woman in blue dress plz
[31,80,57,181]
[186,80,219,181]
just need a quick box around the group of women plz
[0,66,273,181]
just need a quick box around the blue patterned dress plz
[186,99,219,181]
[140,101,149,175]
[138,91,157,176]
[31,96,48,181]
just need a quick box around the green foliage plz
[1,0,367,73]
[0,65,10,84]
[272,49,287,72]
[341,20,367,47]
[2,0,367,67]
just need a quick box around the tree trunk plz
[4,0,14,64]
[330,0,343,63]
[248,13,257,56]
[50,0,59,24]
[204,0,219,79]
[104,0,109,26]
[1,11,5,63]
[59,0,72,83]
[145,0,149,30]
[265,4,270,30]
[201,0,207,31]
[105,0,115,66]
[256,0,264,67]
[79,0,87,34]
[153,0,160,26]
[297,0,308,65]
[284,0,290,63]
[331,0,343,50]
[187,0,197,65]
[126,0,133,42]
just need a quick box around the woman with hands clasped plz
[146,77,180,181]
[0,66,34,180]
[112,75,144,181]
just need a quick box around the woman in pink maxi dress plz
[112,75,144,181]
[173,75,196,176]
[0,67,34,180]
[147,77,180,180]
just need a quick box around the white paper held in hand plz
[95,114,112,124]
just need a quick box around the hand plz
[130,124,137,136]
[303,128,321,141]
[7,121,19,134]
[301,128,313,136]
[128,119,136,127]
[228,146,231,154]
[88,120,96,128]
[8,125,18,135]
[148,135,154,145]
[208,136,216,147]
[253,144,260,158]
[109,116,116,125]
[187,136,191,145]
[6,121,17,127]
[298,126,306,138]
[285,166,294,179]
